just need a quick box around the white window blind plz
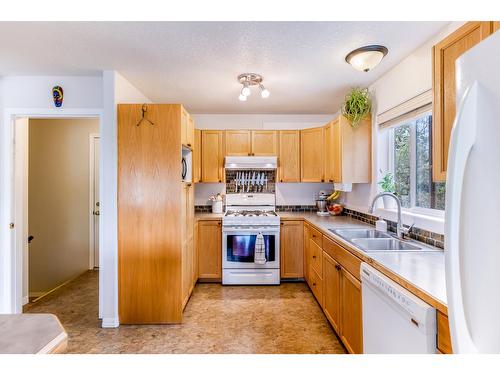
[377,90,432,129]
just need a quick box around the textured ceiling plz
[0,22,448,113]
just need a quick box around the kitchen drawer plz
[437,311,453,354]
[309,238,323,277]
[308,265,323,306]
[323,236,361,280]
[309,226,323,247]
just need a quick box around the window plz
[390,113,446,211]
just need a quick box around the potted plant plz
[341,87,371,128]
[378,171,396,209]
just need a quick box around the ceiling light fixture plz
[345,45,388,72]
[237,73,270,101]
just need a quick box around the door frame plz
[89,133,100,270]
[0,108,102,314]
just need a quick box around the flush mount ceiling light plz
[345,45,388,72]
[238,73,270,101]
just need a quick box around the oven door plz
[222,226,280,269]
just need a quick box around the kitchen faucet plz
[368,192,412,239]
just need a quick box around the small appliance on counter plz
[316,191,329,216]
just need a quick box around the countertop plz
[0,313,68,354]
[195,211,447,313]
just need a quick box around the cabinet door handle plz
[335,264,341,271]
[329,179,333,183]
[187,143,192,147]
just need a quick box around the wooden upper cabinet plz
[493,21,500,33]
[324,122,334,183]
[280,220,304,279]
[225,130,278,156]
[197,220,222,280]
[340,268,363,354]
[328,116,371,184]
[201,130,224,183]
[432,21,492,181]
[278,130,300,182]
[187,114,195,148]
[180,106,194,147]
[225,130,252,156]
[251,130,278,156]
[300,127,325,182]
[323,251,341,333]
[193,129,201,183]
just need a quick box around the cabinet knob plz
[321,179,324,182]
[280,179,283,182]
[187,143,192,147]
[219,179,222,183]
[312,282,316,286]
[312,255,316,259]
[329,179,333,183]
[335,264,341,271]
[312,234,316,238]
[217,222,221,226]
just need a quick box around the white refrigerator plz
[445,31,500,353]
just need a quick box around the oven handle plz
[222,227,280,234]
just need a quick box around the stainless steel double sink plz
[329,228,439,253]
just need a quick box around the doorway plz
[17,118,100,304]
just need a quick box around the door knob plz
[93,210,100,216]
[28,235,34,244]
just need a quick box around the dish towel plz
[254,233,267,265]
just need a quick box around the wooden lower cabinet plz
[303,223,311,282]
[309,266,323,306]
[197,220,222,280]
[280,220,304,278]
[437,311,453,354]
[340,268,363,354]
[323,252,341,333]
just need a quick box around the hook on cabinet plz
[136,104,154,127]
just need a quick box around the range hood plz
[225,156,277,170]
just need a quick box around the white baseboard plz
[22,296,29,305]
[29,291,45,298]
[101,317,119,328]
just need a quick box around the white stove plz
[222,193,280,285]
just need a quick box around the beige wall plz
[28,118,99,295]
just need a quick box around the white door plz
[91,135,100,268]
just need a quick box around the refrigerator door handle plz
[445,81,479,353]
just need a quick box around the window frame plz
[388,110,445,217]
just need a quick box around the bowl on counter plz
[327,203,344,216]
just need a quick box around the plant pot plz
[382,195,396,209]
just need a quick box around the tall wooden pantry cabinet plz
[118,104,195,324]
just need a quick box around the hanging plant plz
[341,87,371,128]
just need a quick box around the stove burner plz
[225,210,277,217]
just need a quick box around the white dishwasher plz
[361,263,437,353]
